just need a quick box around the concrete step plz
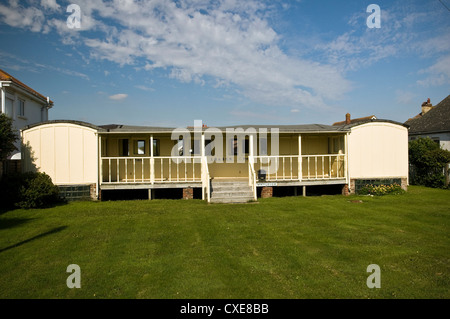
[211,181,250,187]
[209,180,255,203]
[210,194,255,203]
[210,197,255,204]
[211,185,253,192]
[211,191,254,198]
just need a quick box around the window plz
[135,140,145,155]
[18,99,25,117]
[244,139,249,155]
[119,139,129,156]
[259,137,268,156]
[101,138,108,157]
[5,98,13,117]
[229,137,248,156]
[329,136,345,154]
[191,140,201,155]
[174,139,185,156]
[432,137,440,145]
[205,139,214,156]
[152,139,160,156]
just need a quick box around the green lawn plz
[0,186,448,299]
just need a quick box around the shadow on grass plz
[0,226,67,253]
[0,217,36,230]
[0,200,68,216]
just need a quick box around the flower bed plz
[358,183,405,196]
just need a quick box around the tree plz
[409,137,450,188]
[0,113,18,161]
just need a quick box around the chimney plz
[345,113,351,125]
[421,98,433,115]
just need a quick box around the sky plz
[0,0,449,128]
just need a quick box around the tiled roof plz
[405,95,450,134]
[0,69,53,106]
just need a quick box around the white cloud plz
[40,0,60,11]
[417,55,450,87]
[0,49,89,80]
[317,5,450,75]
[135,85,154,92]
[0,1,46,32]
[73,0,350,109]
[0,0,363,109]
[109,93,128,101]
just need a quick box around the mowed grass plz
[0,186,448,299]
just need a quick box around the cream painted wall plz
[22,123,98,185]
[348,122,408,179]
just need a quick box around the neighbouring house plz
[404,95,450,151]
[0,69,53,174]
[332,113,377,126]
[21,117,409,202]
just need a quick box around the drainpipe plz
[0,83,5,114]
[345,132,350,190]
[96,133,100,199]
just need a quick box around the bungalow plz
[21,117,408,203]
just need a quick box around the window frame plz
[18,98,25,117]
[134,139,146,155]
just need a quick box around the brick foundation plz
[261,186,273,198]
[342,184,349,196]
[183,187,194,200]
[401,178,408,192]
[349,179,356,195]
[90,184,98,201]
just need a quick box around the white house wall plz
[348,122,408,179]
[2,88,49,157]
[21,123,98,185]
[410,132,450,152]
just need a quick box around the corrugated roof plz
[405,95,450,135]
[22,120,350,133]
[334,119,408,130]
[22,120,105,131]
[99,123,349,133]
[0,69,54,106]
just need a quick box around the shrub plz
[0,172,61,209]
[358,183,405,196]
[409,137,450,188]
[0,113,18,161]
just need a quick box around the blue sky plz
[0,0,449,127]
